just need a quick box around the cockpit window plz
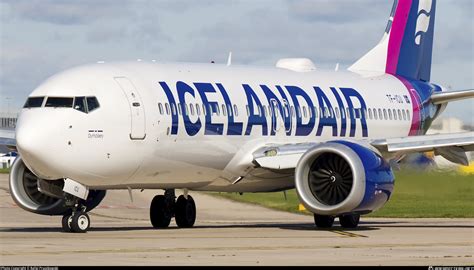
[23,97,44,108]
[86,97,100,112]
[74,97,87,113]
[45,97,74,108]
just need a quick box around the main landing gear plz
[314,214,360,229]
[150,189,196,229]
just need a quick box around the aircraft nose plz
[16,112,66,179]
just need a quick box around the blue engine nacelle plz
[295,141,394,216]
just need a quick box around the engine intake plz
[9,157,106,216]
[295,141,394,216]
[309,152,353,206]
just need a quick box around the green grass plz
[212,171,474,218]
[0,168,9,174]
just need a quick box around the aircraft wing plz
[0,129,16,151]
[253,132,474,170]
[253,143,319,170]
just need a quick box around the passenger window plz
[402,110,406,121]
[222,104,227,116]
[190,104,195,116]
[23,97,45,108]
[388,109,393,120]
[46,97,74,108]
[185,104,189,116]
[227,104,233,117]
[86,97,100,112]
[335,107,340,119]
[246,105,250,116]
[378,109,383,120]
[303,106,307,118]
[177,104,182,115]
[383,109,388,120]
[393,109,397,120]
[171,103,177,115]
[398,109,402,120]
[196,104,201,116]
[406,110,410,120]
[353,108,359,119]
[158,103,164,115]
[165,103,170,115]
[233,105,238,117]
[282,104,288,118]
[368,108,373,120]
[274,104,280,118]
[74,97,87,113]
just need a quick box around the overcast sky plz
[0,0,472,124]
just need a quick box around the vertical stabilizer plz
[349,0,436,82]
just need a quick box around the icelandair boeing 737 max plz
[1,0,473,233]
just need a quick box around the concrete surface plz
[0,174,472,266]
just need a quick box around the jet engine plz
[9,157,106,216]
[295,141,394,216]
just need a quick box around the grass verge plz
[212,171,474,218]
[0,168,10,174]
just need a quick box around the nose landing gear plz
[62,212,90,233]
[150,189,196,229]
[61,195,91,233]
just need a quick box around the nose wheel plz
[149,189,196,229]
[61,212,90,233]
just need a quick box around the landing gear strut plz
[150,189,196,229]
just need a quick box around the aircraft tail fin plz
[349,0,436,82]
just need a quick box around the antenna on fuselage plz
[227,52,232,66]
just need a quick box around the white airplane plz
[1,0,473,233]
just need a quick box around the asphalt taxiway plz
[0,174,472,265]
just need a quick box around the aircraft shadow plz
[0,220,471,233]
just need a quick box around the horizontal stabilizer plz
[371,132,474,166]
[430,89,474,104]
